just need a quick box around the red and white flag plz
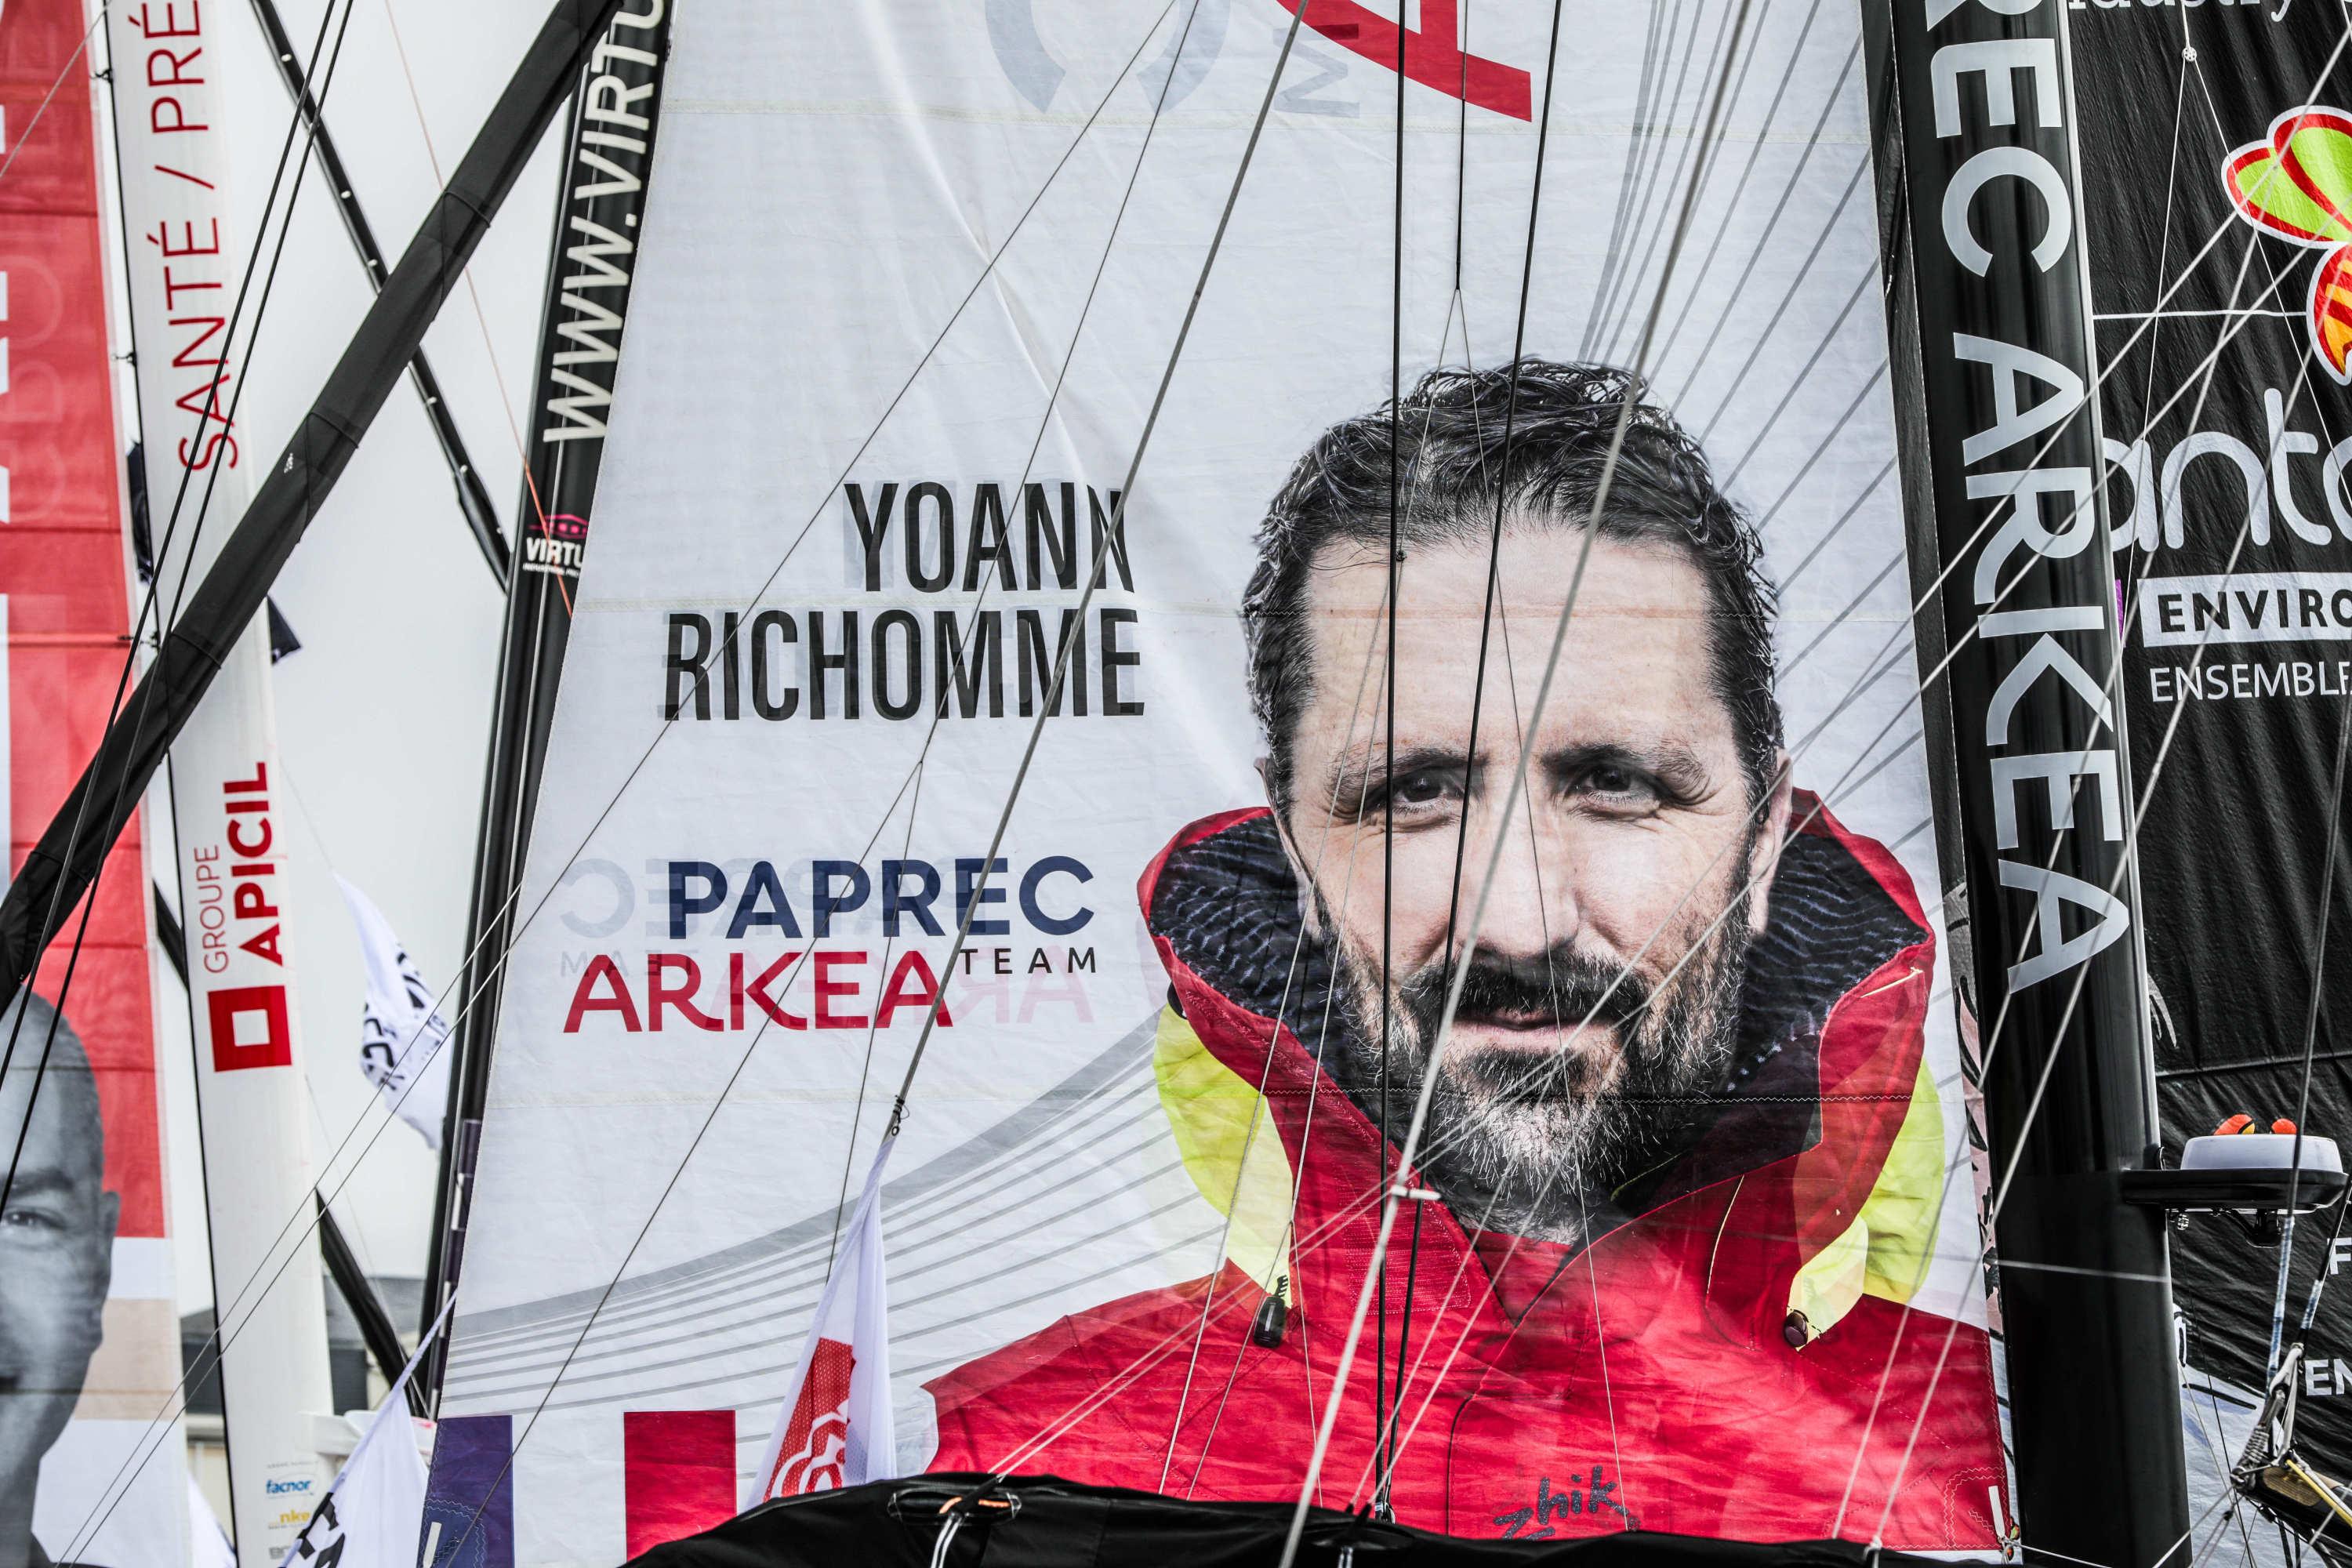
[750,1138,898,1501]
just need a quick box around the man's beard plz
[1326,898,1753,1242]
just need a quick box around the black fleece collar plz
[1145,810,1927,1206]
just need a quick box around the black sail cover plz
[622,1476,1947,1568]
[2071,0,2352,1483]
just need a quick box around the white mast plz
[101,4,336,1563]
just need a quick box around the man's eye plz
[1381,767,1468,815]
[1577,764,1662,811]
[1396,772,1453,806]
[0,1207,59,1232]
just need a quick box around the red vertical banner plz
[0,1,183,1564]
[622,1410,737,1555]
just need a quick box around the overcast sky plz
[117,0,572,1313]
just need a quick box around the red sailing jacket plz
[925,796,2009,1550]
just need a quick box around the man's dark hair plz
[1242,358,1782,812]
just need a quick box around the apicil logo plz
[2224,107,2352,383]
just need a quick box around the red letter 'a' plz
[875,950,954,1029]
[566,955,643,1033]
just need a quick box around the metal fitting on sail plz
[1252,1275,1291,1348]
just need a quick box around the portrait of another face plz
[0,994,118,1568]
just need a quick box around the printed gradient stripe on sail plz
[2223,105,2352,381]
[434,1020,1221,1418]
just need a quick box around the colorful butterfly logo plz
[2223,106,2352,383]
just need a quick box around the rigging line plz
[448,1108,1178,1388]
[245,0,506,583]
[1645,0,1833,378]
[1762,456,1894,581]
[809,0,1214,1277]
[1279,0,1756,1552]
[1037,231,2268,1476]
[1376,0,1406,1496]
[1859,232,2326,1548]
[376,0,570,612]
[1163,339,1440,1497]
[437,6,1318,1560]
[234,0,2239,1486]
[826,760,928,1276]
[0,3,104,191]
[880,0,1311,1138]
[451,1069,1162,1350]
[1596,0,1771,369]
[0,0,349,1113]
[1355,278,1609,1504]
[1836,286,2303,1539]
[1719,266,1878,489]
[460,1153,1207,1401]
[0,0,361,1224]
[2111,43,2201,626]
[1288,200,2288,1333]
[1586,0,1722,360]
[1844,249,2296,1540]
[2178,51,2352,1381]
[1178,294,1475,1502]
[89,0,2303,1537]
[1208,570,1443,1501]
[100,0,1192,1433]
[1363,209,2306,1508]
[1665,35,1860,412]
[62,703,924,1563]
[1360,563,1618,1510]
[2267,588,2352,1377]
[1593,0,1730,355]
[1579,0,1674,360]
[1450,2,1471,290]
[63,0,1228,1489]
[1364,0,1599,1504]
[1694,151,1872,446]
[1374,0,1595,1451]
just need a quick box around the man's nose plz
[1465,800,1579,958]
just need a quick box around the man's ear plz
[1743,750,1795,936]
[75,1189,119,1352]
[95,1189,118,1288]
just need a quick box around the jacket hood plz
[1137,791,1945,1342]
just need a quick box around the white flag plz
[335,877,454,1149]
[750,1138,898,1502]
[191,1474,236,1568]
[278,1303,449,1568]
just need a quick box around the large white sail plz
[103,3,336,1562]
[427,3,2008,1559]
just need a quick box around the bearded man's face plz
[1273,523,1792,1238]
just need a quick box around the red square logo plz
[207,985,292,1072]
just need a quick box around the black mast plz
[419,0,673,1395]
[0,0,628,1008]
[245,0,510,586]
[1866,0,2188,1559]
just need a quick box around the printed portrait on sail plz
[0,993,118,1568]
[918,360,2008,1549]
